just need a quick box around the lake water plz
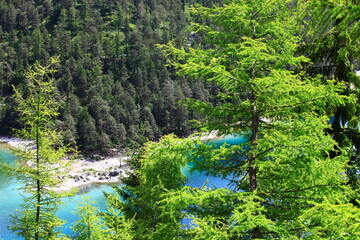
[183,134,246,189]
[0,135,244,239]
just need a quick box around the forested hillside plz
[1,0,360,239]
[0,0,221,152]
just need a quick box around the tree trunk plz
[249,99,261,239]
[249,104,259,193]
[35,96,41,240]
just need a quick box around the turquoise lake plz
[0,135,245,239]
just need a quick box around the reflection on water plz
[58,184,118,237]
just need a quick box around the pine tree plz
[0,0,212,151]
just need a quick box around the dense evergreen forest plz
[1,0,360,239]
[0,0,221,152]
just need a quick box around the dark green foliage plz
[0,0,215,153]
[299,0,360,201]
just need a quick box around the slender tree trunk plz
[249,92,261,239]
[249,52,259,194]
[88,213,91,240]
[249,19,261,235]
[249,103,259,193]
[35,97,40,240]
[152,208,157,233]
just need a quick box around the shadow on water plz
[58,183,122,237]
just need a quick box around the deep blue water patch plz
[183,134,247,189]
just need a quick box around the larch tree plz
[101,186,135,240]
[156,0,360,238]
[5,58,73,239]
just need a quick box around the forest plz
[0,0,360,239]
[0,0,222,152]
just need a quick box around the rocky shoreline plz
[0,136,131,192]
[0,132,218,192]
[54,155,131,192]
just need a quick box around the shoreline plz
[54,155,131,193]
[0,136,34,150]
[199,130,221,141]
[1,131,221,192]
[0,136,131,193]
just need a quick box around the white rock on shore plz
[54,156,131,192]
[199,130,221,141]
[0,136,34,150]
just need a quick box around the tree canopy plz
[0,0,359,239]
[121,0,360,238]
[0,0,222,153]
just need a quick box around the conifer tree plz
[110,134,194,239]
[5,58,72,239]
[72,198,110,240]
[157,0,359,238]
[102,186,135,240]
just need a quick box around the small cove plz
[0,135,245,239]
